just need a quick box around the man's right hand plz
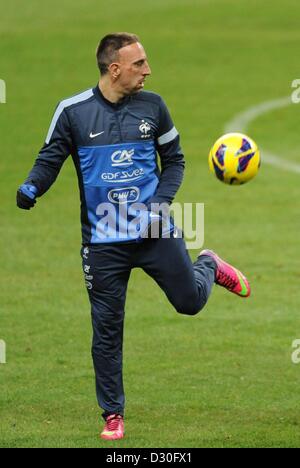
[16,184,38,210]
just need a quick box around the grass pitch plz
[0,0,300,448]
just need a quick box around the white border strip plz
[0,79,6,103]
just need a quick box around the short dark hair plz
[96,32,139,75]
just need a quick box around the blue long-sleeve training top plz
[24,85,185,244]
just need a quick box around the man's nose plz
[143,62,151,76]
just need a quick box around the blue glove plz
[16,184,38,210]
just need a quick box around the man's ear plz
[109,63,120,78]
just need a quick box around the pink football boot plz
[100,414,124,440]
[199,249,251,297]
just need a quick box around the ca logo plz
[111,149,134,167]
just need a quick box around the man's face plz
[114,42,151,95]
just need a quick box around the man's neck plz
[98,78,125,104]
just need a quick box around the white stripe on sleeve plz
[157,126,179,146]
[45,88,94,144]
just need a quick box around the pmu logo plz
[111,149,134,167]
[108,187,140,204]
[0,79,6,103]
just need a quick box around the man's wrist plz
[16,184,38,210]
[19,184,38,199]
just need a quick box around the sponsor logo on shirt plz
[111,149,134,167]
[108,187,140,204]
[101,168,145,183]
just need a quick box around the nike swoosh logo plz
[236,269,249,296]
[101,431,117,436]
[89,131,104,138]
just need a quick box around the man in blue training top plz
[17,32,250,440]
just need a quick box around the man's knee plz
[171,282,210,316]
[175,298,206,316]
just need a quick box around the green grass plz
[1,0,300,448]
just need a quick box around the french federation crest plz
[139,120,151,138]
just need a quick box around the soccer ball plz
[208,132,260,185]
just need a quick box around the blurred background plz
[0,0,299,447]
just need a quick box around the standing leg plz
[81,245,132,417]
